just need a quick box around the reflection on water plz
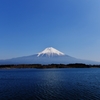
[0,68,100,100]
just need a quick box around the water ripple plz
[0,68,100,100]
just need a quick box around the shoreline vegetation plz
[0,63,100,69]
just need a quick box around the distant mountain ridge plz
[0,47,100,65]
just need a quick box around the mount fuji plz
[0,47,99,65]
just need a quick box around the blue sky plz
[0,0,100,61]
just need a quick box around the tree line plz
[0,63,100,68]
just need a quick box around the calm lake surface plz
[0,68,100,100]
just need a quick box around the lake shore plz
[0,63,100,69]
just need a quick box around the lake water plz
[0,68,100,100]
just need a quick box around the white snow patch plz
[37,47,65,57]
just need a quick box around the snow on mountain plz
[0,47,100,65]
[37,47,65,57]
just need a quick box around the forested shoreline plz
[0,63,100,69]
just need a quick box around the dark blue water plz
[0,68,100,100]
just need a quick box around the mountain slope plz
[0,47,99,65]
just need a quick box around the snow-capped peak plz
[37,47,65,57]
